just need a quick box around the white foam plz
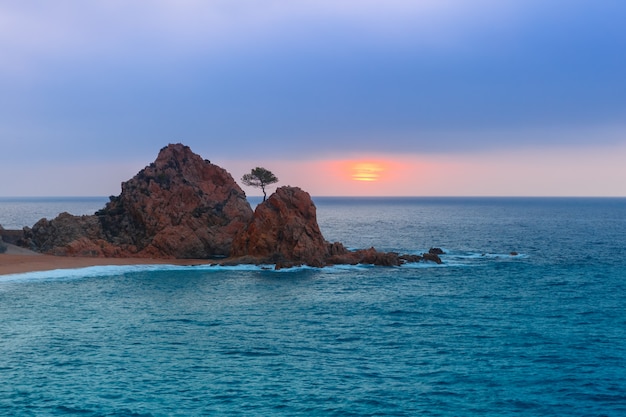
[0,264,178,283]
[447,252,528,260]
[398,262,447,269]
[0,263,281,283]
[0,250,529,283]
[393,249,528,269]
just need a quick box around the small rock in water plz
[422,252,443,264]
[429,247,445,255]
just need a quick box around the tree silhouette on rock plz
[241,167,279,201]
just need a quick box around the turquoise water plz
[1,197,626,416]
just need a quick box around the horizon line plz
[1,195,625,199]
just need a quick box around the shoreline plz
[0,244,216,276]
[0,254,216,276]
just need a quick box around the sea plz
[1,196,625,416]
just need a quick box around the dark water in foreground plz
[1,197,625,416]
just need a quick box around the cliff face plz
[96,144,253,258]
[231,186,330,266]
[230,187,441,268]
[24,213,112,257]
[23,144,253,258]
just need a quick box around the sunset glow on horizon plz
[1,1,625,197]
[351,162,384,182]
[220,142,626,197]
[326,159,408,187]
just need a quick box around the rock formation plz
[231,186,442,268]
[18,143,444,268]
[23,212,111,257]
[22,144,253,258]
[231,186,334,267]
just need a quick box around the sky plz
[1,0,625,197]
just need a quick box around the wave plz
[0,262,346,283]
[399,249,528,268]
[0,263,266,283]
[0,250,528,283]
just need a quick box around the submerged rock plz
[421,252,443,264]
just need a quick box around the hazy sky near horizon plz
[1,0,625,196]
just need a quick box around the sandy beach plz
[0,243,213,276]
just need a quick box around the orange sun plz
[351,162,384,182]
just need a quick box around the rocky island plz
[8,144,442,269]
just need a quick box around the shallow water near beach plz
[1,197,626,416]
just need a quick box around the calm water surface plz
[1,197,625,416]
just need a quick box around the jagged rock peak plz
[97,143,254,258]
[23,143,254,258]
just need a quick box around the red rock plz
[231,186,329,266]
[18,144,444,267]
[23,144,253,258]
[327,247,402,266]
